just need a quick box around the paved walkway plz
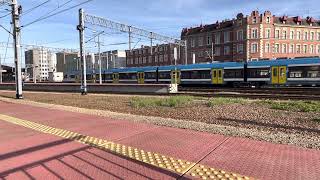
[0,100,319,180]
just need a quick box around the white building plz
[94,50,126,70]
[48,72,63,82]
[25,48,57,81]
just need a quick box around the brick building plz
[126,44,182,67]
[127,10,320,67]
[182,10,320,63]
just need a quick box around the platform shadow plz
[0,137,184,179]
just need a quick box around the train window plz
[145,72,156,79]
[307,71,320,78]
[218,70,222,78]
[119,73,136,80]
[273,69,277,77]
[289,71,302,78]
[70,75,75,78]
[260,70,269,76]
[224,69,243,78]
[280,68,285,76]
[248,68,269,78]
[159,72,171,79]
[213,71,217,78]
[105,74,112,80]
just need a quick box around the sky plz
[1,0,320,66]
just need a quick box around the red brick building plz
[126,10,320,67]
[182,10,320,63]
[126,44,181,67]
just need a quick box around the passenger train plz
[67,58,320,87]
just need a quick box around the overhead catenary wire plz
[21,0,93,28]
[21,0,51,16]
[3,25,12,64]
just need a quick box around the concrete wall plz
[0,83,177,94]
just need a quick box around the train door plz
[211,69,224,84]
[112,73,119,83]
[271,66,287,85]
[171,70,181,84]
[137,72,145,84]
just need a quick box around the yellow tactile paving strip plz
[0,114,253,180]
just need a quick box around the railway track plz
[178,87,320,100]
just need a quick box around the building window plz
[310,45,314,54]
[318,32,320,41]
[155,56,158,62]
[265,43,270,53]
[251,43,258,53]
[237,44,244,54]
[297,31,301,40]
[199,36,204,46]
[266,17,271,23]
[223,46,230,55]
[290,30,294,40]
[164,54,168,62]
[143,57,147,64]
[224,31,230,42]
[310,32,315,41]
[215,33,220,44]
[215,47,221,56]
[191,38,195,47]
[148,56,152,63]
[282,44,287,53]
[198,51,204,57]
[303,45,308,54]
[237,30,243,41]
[275,29,280,39]
[159,55,163,62]
[251,29,258,39]
[296,45,301,53]
[265,29,271,39]
[304,31,308,40]
[317,45,320,54]
[253,17,257,24]
[275,44,280,53]
[207,35,212,45]
[283,31,287,39]
[289,44,294,54]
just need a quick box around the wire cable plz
[21,0,51,17]
[3,25,12,64]
[22,0,93,28]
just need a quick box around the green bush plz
[208,97,247,107]
[130,96,194,108]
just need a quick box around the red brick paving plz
[0,101,319,180]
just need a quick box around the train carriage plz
[247,58,320,86]
[157,62,244,86]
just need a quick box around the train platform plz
[0,100,319,180]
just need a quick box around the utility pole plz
[150,32,153,55]
[97,34,102,84]
[184,40,188,65]
[12,0,23,99]
[77,8,87,95]
[0,54,2,84]
[128,26,132,51]
[211,42,214,63]
[106,52,109,70]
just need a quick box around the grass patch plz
[313,118,320,123]
[208,97,248,107]
[259,100,320,112]
[130,96,194,108]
